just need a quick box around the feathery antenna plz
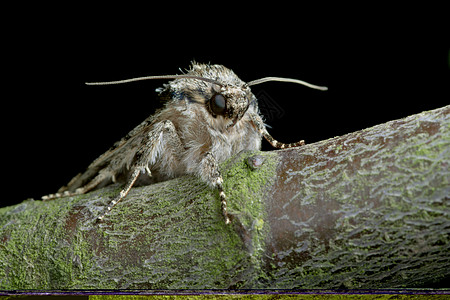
[85,75,223,86]
[247,77,328,91]
[86,73,327,91]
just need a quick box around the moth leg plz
[97,120,182,221]
[74,172,110,194]
[249,113,305,149]
[97,169,141,221]
[200,152,231,224]
[42,172,109,200]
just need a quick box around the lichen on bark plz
[262,105,450,288]
[0,105,449,290]
[0,150,278,289]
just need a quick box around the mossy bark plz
[0,106,449,290]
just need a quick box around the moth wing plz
[58,116,154,193]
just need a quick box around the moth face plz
[166,63,255,129]
[207,83,252,128]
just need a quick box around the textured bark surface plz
[0,105,449,290]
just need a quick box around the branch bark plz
[1,106,449,290]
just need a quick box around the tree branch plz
[1,105,449,290]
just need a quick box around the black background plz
[2,7,449,207]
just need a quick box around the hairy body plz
[44,63,326,224]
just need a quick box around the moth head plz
[206,83,251,128]
[163,63,255,129]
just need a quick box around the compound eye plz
[210,93,226,116]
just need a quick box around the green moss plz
[0,195,101,289]
[223,151,278,226]
[3,107,448,290]
[0,150,279,289]
[221,151,278,279]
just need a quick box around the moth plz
[43,63,327,224]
